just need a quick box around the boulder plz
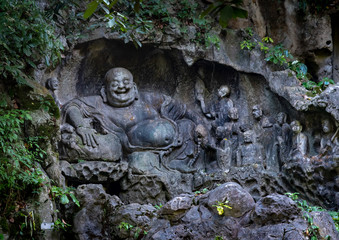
[206,182,255,217]
[252,193,301,225]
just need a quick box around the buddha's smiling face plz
[106,68,137,107]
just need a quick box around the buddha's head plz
[105,67,138,107]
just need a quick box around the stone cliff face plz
[10,0,339,239]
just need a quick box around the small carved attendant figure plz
[195,78,210,118]
[216,107,240,171]
[290,120,308,157]
[211,85,234,129]
[46,77,61,107]
[252,105,272,166]
[236,130,265,167]
[272,112,292,169]
[252,105,263,121]
[252,105,272,128]
[318,119,339,158]
[320,119,333,151]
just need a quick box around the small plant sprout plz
[262,36,273,43]
[53,218,71,231]
[154,203,163,210]
[285,192,299,201]
[118,221,134,231]
[212,200,232,215]
[194,188,209,196]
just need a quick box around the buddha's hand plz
[76,127,98,148]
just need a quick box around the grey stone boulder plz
[252,193,301,225]
[310,211,339,240]
[160,194,193,221]
[205,182,255,217]
[109,203,158,239]
[238,219,308,240]
[73,184,115,240]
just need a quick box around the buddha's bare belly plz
[127,119,176,148]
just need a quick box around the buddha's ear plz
[133,83,139,100]
[100,86,107,102]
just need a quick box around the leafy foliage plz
[0,109,46,215]
[239,27,335,96]
[51,186,80,207]
[240,28,309,81]
[83,0,240,48]
[240,27,336,98]
[0,108,48,239]
[83,0,153,47]
[53,218,71,231]
[118,221,134,231]
[302,77,335,96]
[118,221,148,239]
[0,0,63,85]
[200,0,247,28]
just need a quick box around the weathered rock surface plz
[73,184,118,240]
[252,193,300,225]
[60,160,128,182]
[205,182,255,218]
[311,211,339,239]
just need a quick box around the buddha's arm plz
[66,106,98,147]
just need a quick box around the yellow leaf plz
[217,206,224,215]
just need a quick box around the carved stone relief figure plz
[236,130,265,167]
[317,119,339,159]
[290,120,308,158]
[211,85,234,130]
[252,105,272,168]
[60,67,209,174]
[272,112,292,170]
[252,105,273,130]
[215,107,240,172]
[46,77,61,107]
[195,75,211,118]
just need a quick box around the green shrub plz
[0,0,63,85]
[0,109,45,215]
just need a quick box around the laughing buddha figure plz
[61,67,209,173]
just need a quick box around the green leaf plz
[70,193,80,207]
[219,6,233,28]
[231,7,248,19]
[84,1,99,19]
[23,47,31,57]
[60,195,69,204]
